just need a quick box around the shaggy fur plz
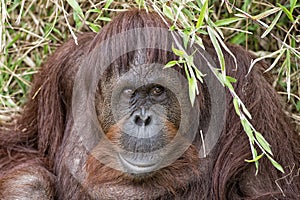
[0,10,299,200]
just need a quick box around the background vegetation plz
[0,0,299,171]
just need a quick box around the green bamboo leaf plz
[261,11,282,38]
[194,68,204,83]
[235,13,249,18]
[97,17,112,22]
[87,8,101,14]
[186,55,194,67]
[73,12,82,28]
[290,0,297,13]
[255,131,273,156]
[187,1,201,11]
[240,102,252,119]
[241,119,254,142]
[266,154,285,173]
[182,8,195,21]
[206,18,224,39]
[242,0,252,11]
[6,34,21,49]
[277,3,294,22]
[184,64,196,106]
[216,74,235,92]
[249,142,259,174]
[67,0,84,18]
[230,32,245,44]
[253,7,281,20]
[188,76,197,106]
[264,49,285,72]
[135,0,144,8]
[104,0,113,9]
[172,45,186,57]
[196,0,208,29]
[233,97,241,116]
[227,76,237,83]
[245,153,264,162]
[163,4,174,20]
[249,49,282,73]
[164,60,178,68]
[215,17,241,26]
[296,100,300,112]
[86,22,100,32]
[207,27,225,74]
[183,30,190,49]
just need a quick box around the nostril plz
[134,115,151,126]
[134,116,143,126]
[144,116,151,126]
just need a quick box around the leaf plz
[230,32,245,44]
[242,0,252,11]
[255,131,273,156]
[135,0,145,8]
[223,76,234,91]
[188,76,197,106]
[172,45,186,57]
[277,3,294,22]
[187,1,201,11]
[67,0,84,18]
[169,25,175,31]
[249,142,259,174]
[266,154,285,173]
[164,60,178,68]
[215,17,241,26]
[73,12,82,29]
[207,27,225,74]
[186,55,194,68]
[206,18,224,39]
[216,36,238,69]
[196,0,208,29]
[224,0,233,13]
[184,64,196,106]
[235,13,249,18]
[245,153,264,162]
[253,7,281,20]
[241,119,254,142]
[86,22,100,32]
[296,100,300,112]
[248,49,282,74]
[226,76,237,83]
[290,0,297,13]
[233,97,241,116]
[163,4,174,20]
[264,49,285,72]
[182,8,195,21]
[261,11,282,38]
[240,102,252,119]
[183,30,190,49]
[97,17,112,22]
[87,8,101,14]
[104,0,113,9]
[6,34,21,49]
[194,68,205,83]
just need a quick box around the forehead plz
[114,63,181,83]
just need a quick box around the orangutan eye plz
[151,86,164,96]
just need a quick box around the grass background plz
[0,0,299,134]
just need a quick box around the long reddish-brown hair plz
[1,9,299,199]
